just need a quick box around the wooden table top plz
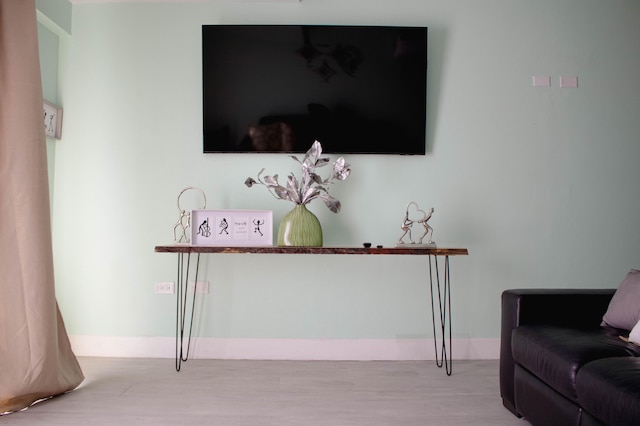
[155,245,468,256]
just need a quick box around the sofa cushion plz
[514,365,582,426]
[629,318,640,345]
[577,357,640,426]
[602,269,640,330]
[512,325,638,402]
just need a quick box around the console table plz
[154,245,468,374]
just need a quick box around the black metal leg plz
[429,255,453,375]
[175,252,200,372]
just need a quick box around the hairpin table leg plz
[429,255,452,375]
[175,252,200,372]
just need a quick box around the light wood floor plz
[2,357,523,425]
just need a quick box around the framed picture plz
[191,209,273,246]
[43,100,63,139]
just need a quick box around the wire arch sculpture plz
[173,187,207,243]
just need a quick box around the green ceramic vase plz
[277,204,323,247]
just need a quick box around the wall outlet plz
[559,75,578,88]
[189,281,209,294]
[532,75,551,87]
[155,281,175,294]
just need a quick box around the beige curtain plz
[0,0,84,414]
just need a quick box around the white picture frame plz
[191,209,273,246]
[43,100,63,139]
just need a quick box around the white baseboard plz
[69,335,500,360]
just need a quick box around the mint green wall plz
[37,0,71,214]
[38,24,59,104]
[51,1,640,342]
[37,21,61,211]
[36,0,72,35]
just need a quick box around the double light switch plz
[532,75,578,88]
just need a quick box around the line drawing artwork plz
[198,218,211,238]
[190,210,272,246]
[47,112,55,132]
[219,218,229,235]
[253,218,265,237]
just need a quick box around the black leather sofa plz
[500,289,640,426]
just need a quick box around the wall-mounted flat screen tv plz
[202,25,427,155]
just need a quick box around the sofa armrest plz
[499,288,615,417]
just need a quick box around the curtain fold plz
[0,0,84,414]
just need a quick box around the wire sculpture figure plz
[396,201,436,247]
[173,187,206,243]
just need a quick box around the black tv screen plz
[202,25,427,155]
